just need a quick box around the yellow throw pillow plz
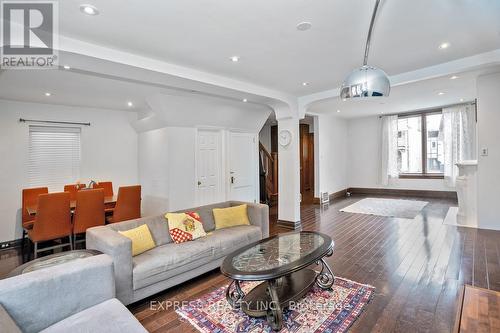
[118,224,156,256]
[213,204,250,230]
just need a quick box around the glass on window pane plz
[426,113,444,173]
[397,116,422,174]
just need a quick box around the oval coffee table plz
[221,231,334,331]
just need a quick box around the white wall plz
[168,128,197,210]
[317,114,349,195]
[138,127,198,215]
[347,116,453,191]
[0,99,138,242]
[138,128,169,216]
[476,72,500,230]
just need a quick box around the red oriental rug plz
[176,276,375,333]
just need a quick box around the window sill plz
[399,174,444,180]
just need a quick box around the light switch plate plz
[481,148,488,156]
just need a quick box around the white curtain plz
[440,104,477,187]
[380,115,399,185]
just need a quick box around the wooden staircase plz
[259,143,278,206]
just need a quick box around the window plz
[28,126,82,191]
[397,111,444,177]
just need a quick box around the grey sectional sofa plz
[86,201,269,305]
[0,255,146,333]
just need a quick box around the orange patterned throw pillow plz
[165,212,207,244]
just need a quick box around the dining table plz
[26,195,118,216]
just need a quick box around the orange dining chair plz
[107,185,141,223]
[27,192,72,259]
[64,183,86,201]
[94,181,113,197]
[73,189,105,245]
[21,187,48,261]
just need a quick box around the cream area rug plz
[340,198,428,219]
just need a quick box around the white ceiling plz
[0,66,270,114]
[308,66,500,118]
[0,68,155,111]
[57,0,500,95]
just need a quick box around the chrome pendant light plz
[340,0,390,99]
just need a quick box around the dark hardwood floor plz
[2,194,500,332]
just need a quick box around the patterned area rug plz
[340,198,428,219]
[176,276,375,333]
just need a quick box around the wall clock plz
[278,129,292,147]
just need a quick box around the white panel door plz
[228,132,258,203]
[196,130,222,205]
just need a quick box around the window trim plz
[397,110,444,179]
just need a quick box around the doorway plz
[258,116,279,206]
[299,119,315,204]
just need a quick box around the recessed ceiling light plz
[127,101,133,107]
[296,22,312,31]
[242,98,248,103]
[439,42,450,50]
[438,92,445,96]
[450,75,459,80]
[302,82,309,86]
[230,56,240,62]
[63,65,71,70]
[44,92,51,97]
[336,110,341,113]
[80,4,99,15]
[460,98,464,102]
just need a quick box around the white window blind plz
[28,126,81,192]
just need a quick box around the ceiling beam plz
[297,48,500,118]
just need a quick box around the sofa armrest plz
[0,255,114,333]
[86,226,134,304]
[0,304,22,333]
[230,201,269,238]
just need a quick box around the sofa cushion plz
[175,202,231,232]
[195,225,262,259]
[108,214,172,246]
[132,240,214,290]
[40,299,146,333]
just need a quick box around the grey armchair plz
[0,254,146,333]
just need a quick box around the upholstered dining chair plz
[21,187,48,261]
[73,188,105,245]
[27,192,72,259]
[107,185,141,223]
[64,183,86,201]
[94,181,113,197]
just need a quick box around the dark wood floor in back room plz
[2,195,500,332]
